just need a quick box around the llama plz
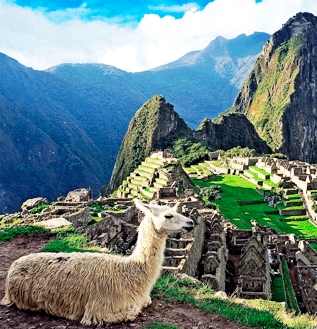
[1,199,194,325]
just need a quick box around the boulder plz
[64,207,91,229]
[184,189,195,197]
[21,197,48,210]
[37,217,72,229]
[65,189,93,202]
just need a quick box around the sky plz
[1,0,317,72]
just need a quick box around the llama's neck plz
[130,216,167,269]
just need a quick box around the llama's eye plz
[165,214,173,219]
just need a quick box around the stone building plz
[237,236,271,300]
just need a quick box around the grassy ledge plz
[151,275,317,329]
[0,225,51,246]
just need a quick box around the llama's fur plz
[1,199,194,325]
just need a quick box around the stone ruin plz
[4,151,317,315]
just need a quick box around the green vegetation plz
[310,243,317,252]
[30,204,49,214]
[198,185,221,209]
[250,166,272,176]
[110,95,164,191]
[221,146,256,158]
[244,36,302,150]
[271,276,287,303]
[0,225,51,246]
[43,229,104,253]
[171,137,211,167]
[281,259,300,315]
[193,174,317,238]
[152,275,316,328]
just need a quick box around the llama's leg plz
[142,295,152,308]
[81,302,142,325]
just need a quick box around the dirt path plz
[0,234,258,329]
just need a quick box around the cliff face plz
[110,96,270,191]
[194,114,270,152]
[232,12,317,162]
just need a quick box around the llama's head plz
[134,199,194,234]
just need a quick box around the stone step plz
[159,172,169,180]
[249,167,270,180]
[284,188,298,196]
[139,165,155,173]
[146,158,165,165]
[135,169,153,179]
[141,188,154,198]
[165,248,188,256]
[166,238,193,249]
[154,182,166,188]
[163,256,185,267]
[283,200,303,207]
[141,161,161,169]
[130,172,148,181]
[155,178,168,185]
[130,179,150,188]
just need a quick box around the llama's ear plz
[173,202,181,212]
[134,199,151,214]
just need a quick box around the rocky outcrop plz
[231,12,317,163]
[110,95,270,191]
[194,115,270,152]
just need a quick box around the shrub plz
[199,186,221,209]
[30,204,49,214]
[171,137,211,167]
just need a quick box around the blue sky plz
[0,0,316,71]
[8,0,264,23]
[7,1,237,21]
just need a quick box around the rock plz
[64,207,91,229]
[41,207,51,214]
[231,12,317,162]
[103,205,112,210]
[21,209,30,217]
[184,189,195,197]
[98,212,108,218]
[57,196,66,202]
[37,217,72,229]
[21,197,48,210]
[65,189,93,202]
[214,291,228,299]
[114,204,126,210]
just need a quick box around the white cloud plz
[148,3,200,13]
[0,0,317,72]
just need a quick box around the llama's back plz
[1,252,128,319]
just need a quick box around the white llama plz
[1,199,194,325]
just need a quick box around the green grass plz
[184,167,197,173]
[152,275,316,328]
[142,323,179,329]
[310,243,317,251]
[271,276,287,303]
[281,259,300,315]
[43,229,104,253]
[0,225,51,246]
[193,175,317,238]
[285,194,300,200]
[250,166,273,176]
[263,179,277,188]
[245,169,264,181]
[30,204,49,214]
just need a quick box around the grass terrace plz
[250,166,273,176]
[193,175,317,238]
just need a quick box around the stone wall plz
[181,215,205,277]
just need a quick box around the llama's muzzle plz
[183,220,194,232]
